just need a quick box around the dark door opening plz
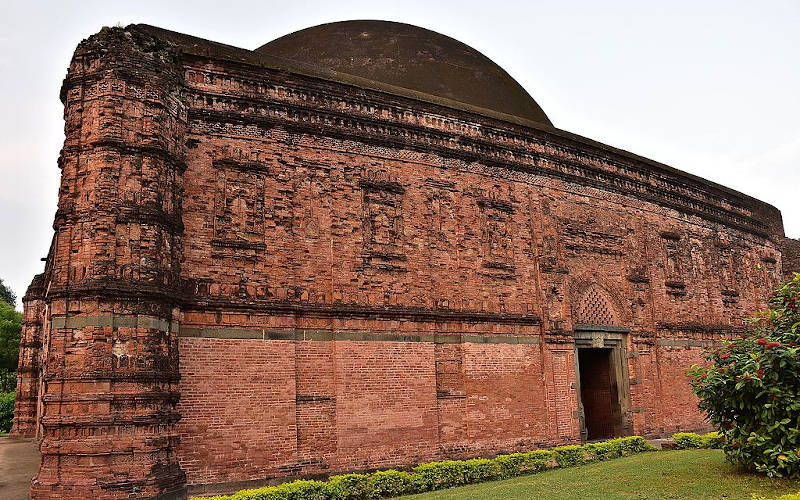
[578,348,621,441]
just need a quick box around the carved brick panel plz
[360,170,406,271]
[477,187,516,279]
[212,158,267,251]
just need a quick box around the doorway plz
[577,348,622,440]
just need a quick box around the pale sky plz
[1,0,798,308]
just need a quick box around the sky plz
[0,0,797,308]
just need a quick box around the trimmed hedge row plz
[197,436,655,500]
[671,432,723,450]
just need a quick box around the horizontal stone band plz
[179,327,541,345]
[657,339,717,347]
[51,315,177,332]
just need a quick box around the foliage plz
[552,445,586,467]
[0,370,16,393]
[0,391,14,433]
[672,432,723,450]
[690,273,800,478]
[194,436,655,500]
[0,279,16,307]
[492,450,551,478]
[585,435,658,459]
[366,470,417,497]
[752,494,800,500]
[323,474,371,499]
[0,300,22,373]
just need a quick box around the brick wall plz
[783,237,800,277]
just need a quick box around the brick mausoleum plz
[12,20,800,499]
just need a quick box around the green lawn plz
[403,449,800,500]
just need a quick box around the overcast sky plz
[1,0,797,307]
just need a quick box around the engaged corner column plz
[11,275,46,439]
[31,26,188,500]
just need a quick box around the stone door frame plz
[573,325,632,441]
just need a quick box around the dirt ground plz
[0,436,39,500]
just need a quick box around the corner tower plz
[29,27,187,499]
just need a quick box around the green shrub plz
[413,461,457,490]
[690,273,800,478]
[461,458,502,483]
[673,432,705,449]
[493,450,551,478]
[752,493,800,500]
[701,432,723,449]
[552,445,585,467]
[585,440,620,460]
[227,480,329,500]
[324,473,371,499]
[621,436,657,453]
[583,436,654,460]
[671,432,723,450]
[365,470,416,498]
[0,391,14,433]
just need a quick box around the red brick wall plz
[177,338,297,485]
[655,345,711,433]
[783,238,800,277]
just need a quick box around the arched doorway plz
[572,285,631,441]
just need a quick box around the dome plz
[255,20,552,126]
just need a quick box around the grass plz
[403,449,800,500]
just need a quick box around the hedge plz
[671,432,723,450]
[196,436,655,499]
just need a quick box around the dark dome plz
[256,20,552,126]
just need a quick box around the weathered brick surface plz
[177,338,297,485]
[783,238,800,276]
[10,275,46,438]
[15,24,795,498]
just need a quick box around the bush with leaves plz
[690,273,800,478]
[0,300,21,394]
[671,432,722,450]
[0,392,14,433]
[0,279,16,308]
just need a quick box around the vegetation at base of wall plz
[690,273,800,479]
[0,391,15,433]
[195,436,655,500]
[753,494,800,500]
[672,432,723,450]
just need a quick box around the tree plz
[690,273,800,478]
[0,300,21,373]
[0,300,21,393]
[0,279,15,307]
